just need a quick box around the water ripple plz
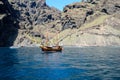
[0,46,120,80]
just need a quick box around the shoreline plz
[9,45,120,48]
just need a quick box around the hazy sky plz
[46,0,81,11]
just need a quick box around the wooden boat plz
[40,30,62,52]
[40,46,62,52]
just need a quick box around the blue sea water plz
[0,46,120,80]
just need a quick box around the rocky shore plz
[0,0,120,47]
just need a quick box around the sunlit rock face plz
[53,0,120,46]
[58,13,120,46]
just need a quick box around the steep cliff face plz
[0,0,19,47]
[0,0,120,47]
[51,0,120,46]
[7,0,61,47]
[61,0,120,30]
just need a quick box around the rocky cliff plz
[51,0,120,46]
[0,0,120,47]
[9,0,61,29]
[57,14,120,46]
[8,0,61,47]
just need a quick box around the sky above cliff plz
[46,0,81,11]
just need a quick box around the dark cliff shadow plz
[0,0,20,47]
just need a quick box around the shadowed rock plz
[0,0,19,47]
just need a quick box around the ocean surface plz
[0,46,120,80]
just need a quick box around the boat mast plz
[45,29,49,46]
[56,30,61,46]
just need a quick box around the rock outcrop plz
[61,0,120,30]
[58,14,120,46]
[9,0,61,29]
